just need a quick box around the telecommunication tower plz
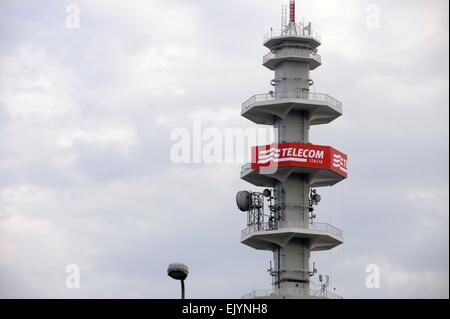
[236,0,348,299]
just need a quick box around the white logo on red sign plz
[332,153,347,173]
[257,148,282,164]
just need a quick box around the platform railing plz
[241,221,278,237]
[242,288,342,299]
[310,288,343,299]
[241,91,342,114]
[240,163,252,176]
[242,289,274,299]
[241,222,343,240]
[264,27,322,43]
[309,222,343,240]
[263,48,321,65]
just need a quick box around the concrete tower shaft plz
[270,31,315,293]
[273,174,311,291]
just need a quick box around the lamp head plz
[167,263,189,281]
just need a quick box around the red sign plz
[251,143,348,177]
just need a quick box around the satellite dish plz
[313,193,321,203]
[236,191,250,212]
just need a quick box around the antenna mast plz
[281,4,288,29]
[290,0,296,22]
[282,0,299,35]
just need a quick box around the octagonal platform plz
[241,92,343,126]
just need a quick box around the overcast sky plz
[0,0,448,299]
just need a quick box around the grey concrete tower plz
[237,0,346,299]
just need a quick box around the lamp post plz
[167,263,189,299]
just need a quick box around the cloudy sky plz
[0,0,448,299]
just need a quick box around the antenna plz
[304,22,312,36]
[267,260,274,274]
[281,4,288,28]
[309,189,321,222]
[289,0,296,23]
[319,274,330,294]
[282,0,299,36]
[236,189,280,233]
[309,262,318,277]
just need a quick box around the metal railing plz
[241,222,343,240]
[242,289,276,299]
[264,27,322,43]
[242,288,342,299]
[263,48,321,65]
[242,91,342,113]
[240,163,252,176]
[310,288,343,299]
[309,222,343,240]
[241,222,278,237]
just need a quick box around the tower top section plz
[265,0,321,50]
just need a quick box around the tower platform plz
[264,31,321,50]
[241,92,343,126]
[263,48,322,71]
[241,222,343,251]
[241,164,346,187]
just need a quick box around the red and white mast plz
[290,0,296,22]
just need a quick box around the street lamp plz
[167,263,189,299]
